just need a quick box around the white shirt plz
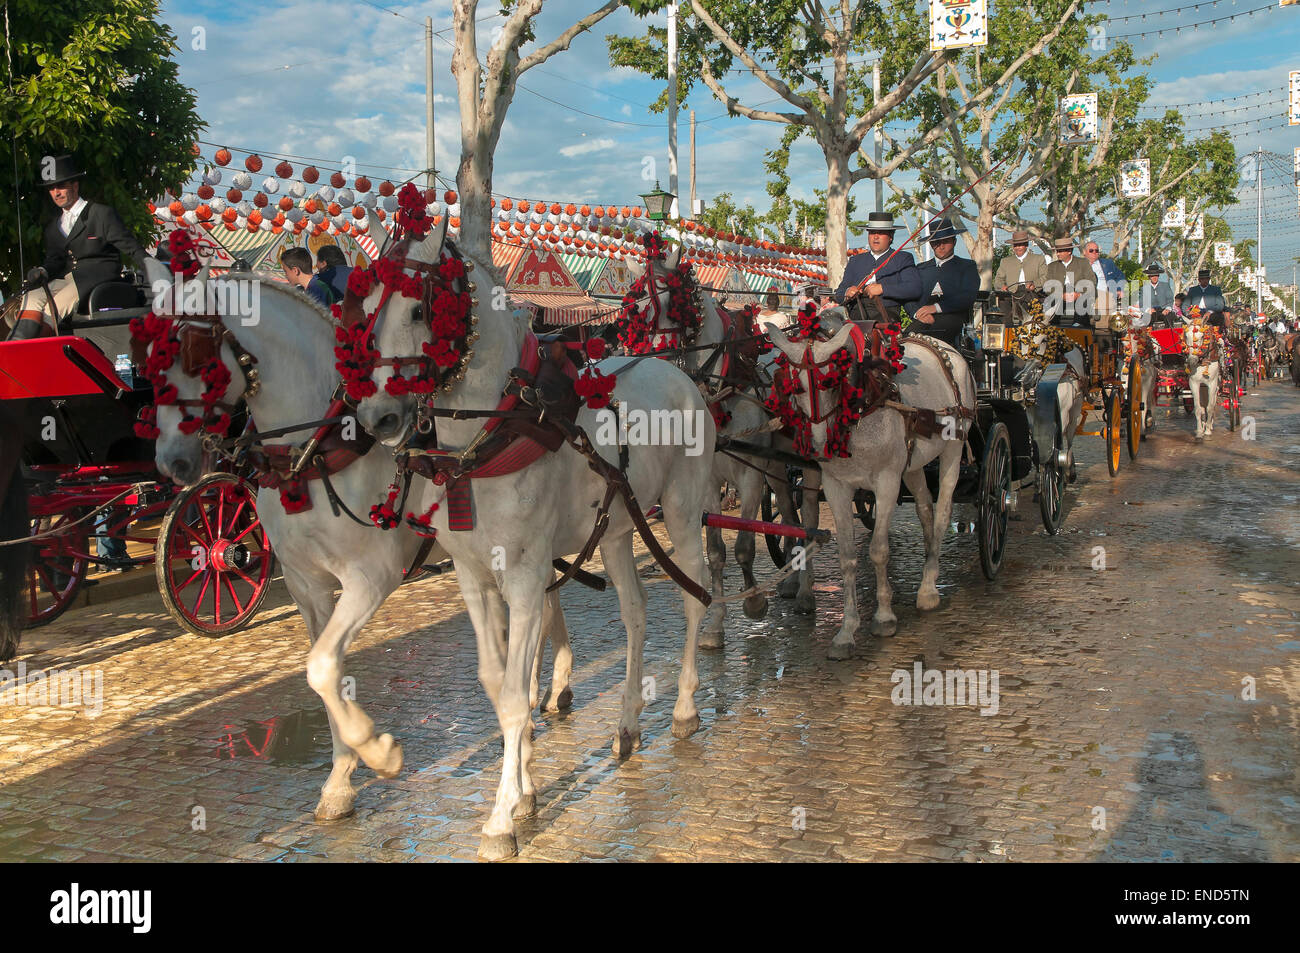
[1014,251,1030,285]
[932,252,951,297]
[60,197,88,236]
[1091,259,1105,286]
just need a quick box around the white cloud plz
[559,137,617,158]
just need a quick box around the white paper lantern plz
[262,177,280,194]
[232,171,252,190]
[236,200,253,217]
[181,193,199,210]
[203,169,223,186]
[288,181,305,199]
[285,207,304,223]
[382,195,399,212]
[310,209,326,224]
[317,185,335,203]
[209,197,226,214]
[259,218,274,232]
[359,192,376,208]
[335,188,354,206]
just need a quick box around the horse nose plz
[373,412,404,440]
[168,456,196,485]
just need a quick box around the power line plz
[1110,2,1277,40]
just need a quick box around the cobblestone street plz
[2,381,1297,863]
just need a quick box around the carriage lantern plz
[639,182,675,222]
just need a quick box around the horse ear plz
[764,322,801,362]
[627,257,646,282]
[811,323,853,365]
[368,210,391,257]
[666,245,682,271]
[413,214,448,263]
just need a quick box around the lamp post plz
[640,182,676,222]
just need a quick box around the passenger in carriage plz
[833,212,921,324]
[1042,236,1095,328]
[279,247,334,307]
[1182,269,1227,329]
[313,245,352,304]
[994,230,1047,292]
[904,217,979,348]
[1138,264,1175,328]
[8,156,151,340]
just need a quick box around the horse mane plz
[209,274,339,326]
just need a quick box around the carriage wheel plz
[1126,360,1142,460]
[854,496,875,532]
[760,467,805,568]
[1105,386,1123,478]
[977,422,1012,580]
[25,507,90,627]
[1039,425,1066,536]
[1227,361,1243,432]
[157,473,275,636]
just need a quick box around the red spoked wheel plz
[156,473,274,636]
[26,507,90,627]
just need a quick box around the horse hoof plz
[513,793,538,819]
[478,833,518,861]
[699,628,724,650]
[795,592,816,615]
[916,590,941,612]
[369,734,403,779]
[541,686,573,712]
[776,576,800,599]
[313,793,356,822]
[671,714,700,739]
[827,639,855,660]
[612,727,640,759]
[870,617,898,638]
[742,594,769,619]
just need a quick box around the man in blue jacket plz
[1083,239,1125,323]
[833,211,922,323]
[906,217,980,347]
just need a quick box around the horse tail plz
[0,413,28,662]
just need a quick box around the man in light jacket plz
[994,230,1047,292]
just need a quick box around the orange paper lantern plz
[215,148,231,166]
[245,155,263,172]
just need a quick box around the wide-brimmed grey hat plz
[926,217,962,243]
[864,211,901,232]
[1145,263,1162,276]
[1052,236,1075,251]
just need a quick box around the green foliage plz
[0,0,202,284]
[696,191,763,234]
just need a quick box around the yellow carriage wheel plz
[1127,360,1142,460]
[1106,387,1123,477]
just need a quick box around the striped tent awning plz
[688,263,731,292]
[742,271,789,294]
[509,291,615,327]
[492,242,530,282]
[559,253,607,292]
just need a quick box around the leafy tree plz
[0,0,203,285]
[613,2,1073,287]
[695,191,763,234]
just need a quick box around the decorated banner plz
[1119,159,1151,198]
[1214,241,1234,266]
[1290,70,1300,125]
[929,0,988,51]
[1186,213,1204,241]
[1059,94,1098,144]
[1161,197,1186,230]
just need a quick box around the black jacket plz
[42,200,149,298]
[907,254,980,345]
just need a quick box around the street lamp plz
[640,181,676,222]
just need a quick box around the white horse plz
[1185,322,1222,440]
[146,264,574,822]
[764,316,978,658]
[1123,324,1160,437]
[623,247,800,645]
[354,220,714,859]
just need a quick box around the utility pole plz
[667,2,679,218]
[872,60,883,212]
[425,17,435,190]
[1256,147,1263,317]
[689,109,697,221]
[1137,222,1143,265]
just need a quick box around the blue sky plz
[163,0,1300,277]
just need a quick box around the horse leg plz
[458,567,508,712]
[772,471,803,601]
[660,488,708,739]
[921,441,962,611]
[538,588,574,712]
[866,467,903,638]
[479,563,549,861]
[281,562,359,822]
[1206,369,1218,435]
[701,483,727,649]
[735,466,767,620]
[821,476,862,659]
[599,536,648,755]
[791,467,821,614]
[303,574,403,782]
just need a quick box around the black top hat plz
[925,217,961,243]
[40,155,86,186]
[1197,268,1211,280]
[863,211,900,232]
[1145,264,1162,276]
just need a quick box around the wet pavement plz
[2,381,1297,862]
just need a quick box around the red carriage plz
[1148,322,1243,430]
[1,279,274,632]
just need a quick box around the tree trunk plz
[456,147,495,280]
[825,148,852,289]
[973,202,996,290]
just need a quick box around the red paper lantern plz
[501,198,514,211]
[355,176,371,192]
[444,190,457,204]
[278,196,294,211]
[378,180,394,196]
[215,148,231,166]
[330,171,345,188]
[352,205,365,219]
[226,188,242,203]
[302,166,319,184]
[245,155,263,173]
[328,202,342,217]
[197,184,214,200]
[253,192,268,208]
[196,205,212,221]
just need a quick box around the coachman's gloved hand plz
[25,266,48,285]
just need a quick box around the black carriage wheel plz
[854,496,875,532]
[760,467,805,568]
[1039,425,1066,536]
[1126,359,1142,460]
[156,473,275,636]
[25,507,90,627]
[977,422,1012,580]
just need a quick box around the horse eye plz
[409,305,424,323]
